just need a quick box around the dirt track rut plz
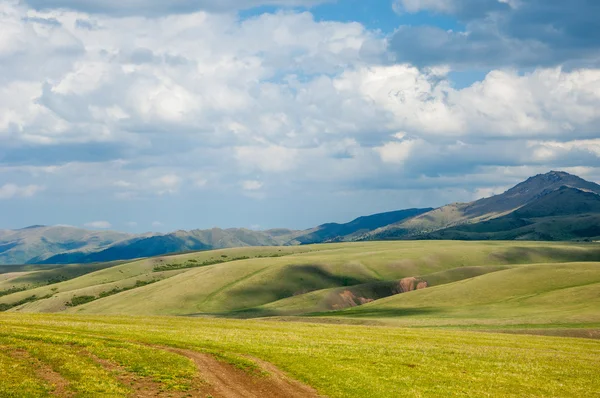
[166,347,322,398]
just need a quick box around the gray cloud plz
[390,0,600,68]
[23,0,329,16]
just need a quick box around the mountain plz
[0,226,133,265]
[288,208,433,245]
[425,186,600,241]
[2,171,600,265]
[364,171,600,240]
[35,228,302,265]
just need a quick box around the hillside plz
[3,241,600,322]
[426,187,600,241]
[364,171,600,240]
[37,228,300,265]
[0,226,133,265]
[289,208,432,244]
[327,261,600,326]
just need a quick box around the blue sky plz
[1,0,600,232]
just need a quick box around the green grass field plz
[2,241,599,319]
[1,241,600,396]
[0,314,599,397]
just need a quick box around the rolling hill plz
[326,261,600,326]
[2,241,599,324]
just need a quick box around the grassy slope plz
[240,264,514,317]
[325,262,600,326]
[31,241,600,316]
[1,314,599,397]
[0,261,126,293]
[1,245,321,312]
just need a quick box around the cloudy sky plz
[1,0,599,232]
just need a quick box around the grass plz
[0,241,599,396]
[2,241,600,319]
[0,348,51,397]
[0,314,598,397]
[0,324,199,396]
[322,262,600,326]
[62,241,600,316]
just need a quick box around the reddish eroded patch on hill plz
[397,277,428,293]
[332,290,375,309]
[9,349,72,397]
[165,347,322,398]
[331,277,428,310]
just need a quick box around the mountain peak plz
[19,225,47,230]
[506,170,593,196]
[530,170,575,182]
[459,170,600,219]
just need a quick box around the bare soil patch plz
[165,347,322,398]
[10,349,72,397]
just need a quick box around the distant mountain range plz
[2,171,600,265]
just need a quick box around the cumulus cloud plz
[23,0,329,17]
[0,183,44,199]
[84,220,112,229]
[390,0,600,68]
[1,1,600,229]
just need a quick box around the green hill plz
[3,241,599,322]
[324,261,600,326]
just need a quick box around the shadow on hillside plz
[321,307,441,318]
[225,264,370,302]
[489,246,600,264]
[185,307,441,320]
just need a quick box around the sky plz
[1,0,600,233]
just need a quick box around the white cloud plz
[473,185,511,200]
[393,0,452,14]
[0,183,44,199]
[151,174,182,195]
[84,220,112,229]
[1,1,600,228]
[24,0,328,16]
[235,146,297,172]
[242,180,263,191]
[375,138,421,165]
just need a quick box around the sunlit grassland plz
[0,314,599,397]
[4,240,596,317]
[318,261,600,326]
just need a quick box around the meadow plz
[1,241,600,396]
[1,314,599,397]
